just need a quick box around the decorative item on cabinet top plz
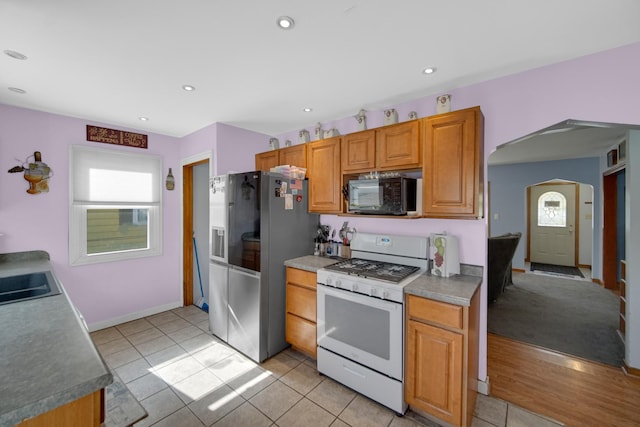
[8,151,53,195]
[436,94,452,114]
[408,111,418,120]
[383,108,398,125]
[323,128,340,138]
[315,122,323,141]
[269,138,280,150]
[299,129,310,143]
[355,109,367,131]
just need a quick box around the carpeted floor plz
[488,271,623,366]
[530,262,584,278]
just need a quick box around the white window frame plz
[69,145,163,266]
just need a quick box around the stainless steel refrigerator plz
[208,171,318,362]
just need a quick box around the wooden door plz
[280,144,307,168]
[422,107,483,218]
[255,150,279,172]
[529,183,577,266]
[342,130,375,172]
[307,137,342,213]
[405,320,463,426]
[376,121,420,170]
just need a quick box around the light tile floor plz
[91,305,564,427]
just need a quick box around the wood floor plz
[488,334,640,426]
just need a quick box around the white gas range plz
[316,233,429,414]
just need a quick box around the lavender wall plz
[0,105,182,328]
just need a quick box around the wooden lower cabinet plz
[285,267,318,357]
[405,291,480,427]
[17,389,104,427]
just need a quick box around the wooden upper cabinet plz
[255,150,279,172]
[307,137,342,213]
[280,144,307,168]
[340,122,420,174]
[342,130,376,172]
[422,107,484,218]
[376,121,421,170]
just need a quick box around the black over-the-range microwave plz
[347,176,417,215]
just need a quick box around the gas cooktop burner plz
[324,258,420,283]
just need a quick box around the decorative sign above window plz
[86,125,148,149]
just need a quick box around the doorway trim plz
[181,151,212,306]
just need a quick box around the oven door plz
[317,284,404,380]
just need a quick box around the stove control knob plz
[326,278,332,287]
[381,290,389,300]
[352,283,358,292]
[370,288,377,297]
[336,280,342,288]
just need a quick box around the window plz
[537,191,566,227]
[69,145,162,265]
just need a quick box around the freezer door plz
[208,261,229,341]
[228,267,263,362]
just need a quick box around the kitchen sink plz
[0,271,61,305]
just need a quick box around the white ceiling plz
[2,0,640,148]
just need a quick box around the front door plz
[529,183,577,266]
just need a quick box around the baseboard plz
[578,263,592,270]
[477,376,490,395]
[622,360,640,378]
[87,301,183,332]
[592,278,603,286]
[512,268,525,273]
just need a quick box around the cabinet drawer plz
[286,267,317,290]
[286,283,316,322]
[407,295,463,330]
[286,313,317,358]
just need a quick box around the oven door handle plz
[317,284,401,311]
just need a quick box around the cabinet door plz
[422,107,484,218]
[307,137,342,213]
[376,121,420,170]
[342,130,376,172]
[286,313,317,357]
[405,320,463,426]
[280,144,307,168]
[255,150,279,172]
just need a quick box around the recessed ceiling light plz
[4,50,27,60]
[139,117,149,121]
[182,85,195,91]
[277,16,295,30]
[303,107,313,112]
[8,87,26,94]
[422,67,437,74]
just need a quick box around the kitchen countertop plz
[404,271,482,307]
[0,251,112,427]
[284,255,342,272]
[284,255,482,306]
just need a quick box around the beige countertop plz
[284,255,342,272]
[0,251,112,427]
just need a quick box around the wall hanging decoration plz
[383,109,398,125]
[299,129,310,143]
[355,109,367,130]
[7,151,53,194]
[86,125,148,149]
[436,94,452,114]
[165,168,175,190]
